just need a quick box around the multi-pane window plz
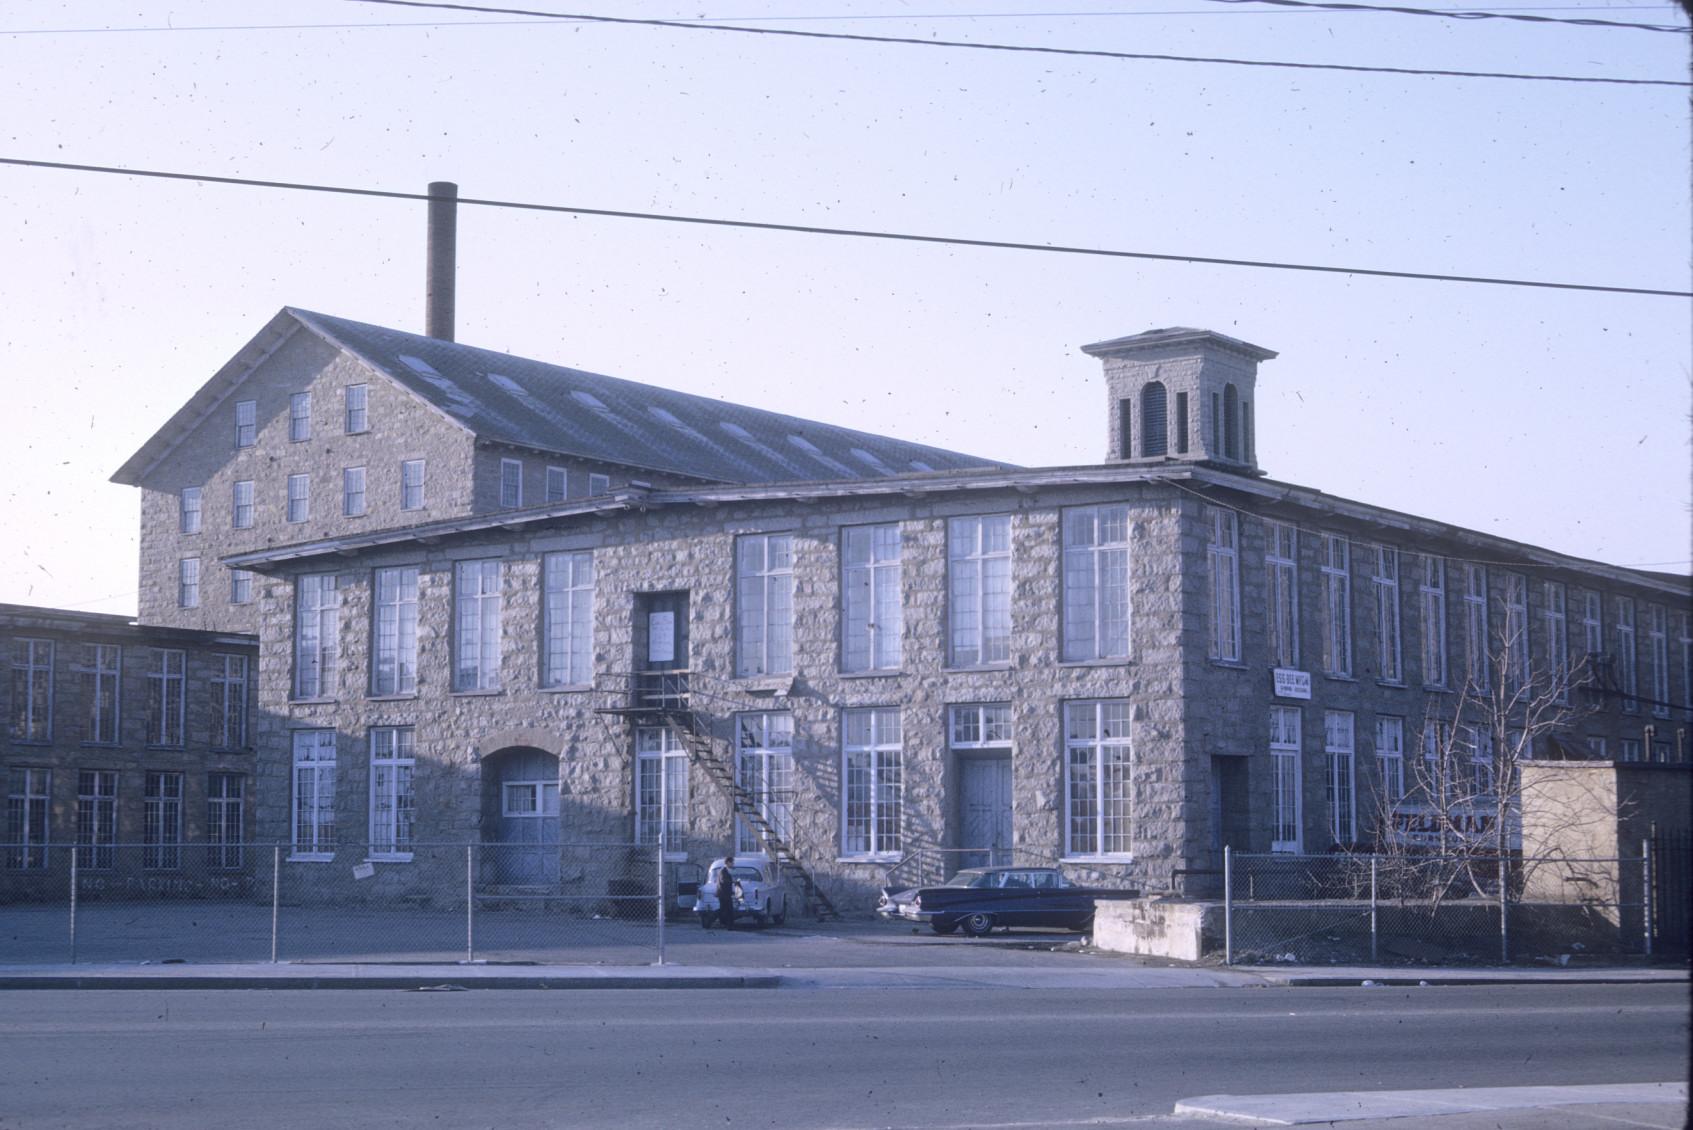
[80,643,121,744]
[146,648,185,746]
[737,712,795,856]
[291,730,337,858]
[1372,546,1402,683]
[1544,582,1568,702]
[1319,535,1351,677]
[588,473,610,496]
[1207,508,1241,663]
[1265,521,1299,669]
[545,466,567,504]
[1680,614,1692,721]
[293,574,340,699]
[1420,556,1447,687]
[1376,716,1405,805]
[144,772,184,870]
[286,473,309,523]
[400,459,426,510]
[212,654,249,748]
[234,399,256,447]
[179,486,202,534]
[178,557,200,608]
[948,516,1012,667]
[1463,564,1489,691]
[1065,700,1131,857]
[500,458,523,508]
[344,384,368,433]
[1325,711,1356,845]
[371,566,420,696]
[76,770,117,869]
[949,703,1013,749]
[1062,505,1131,662]
[207,773,245,870]
[1619,738,1642,763]
[736,534,794,677]
[342,467,366,517]
[542,552,593,688]
[1616,597,1637,712]
[10,638,54,741]
[289,391,311,442]
[1503,573,1529,690]
[635,727,689,851]
[229,568,253,605]
[232,480,254,529]
[1647,605,1669,718]
[842,708,902,858]
[6,768,51,869]
[369,727,415,859]
[1270,707,1302,852]
[842,525,903,673]
[1466,727,1496,796]
[453,560,503,691]
[1582,592,1603,657]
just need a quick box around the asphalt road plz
[1,984,1685,1129]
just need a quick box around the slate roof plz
[136,308,1009,489]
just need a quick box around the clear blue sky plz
[3,0,1688,614]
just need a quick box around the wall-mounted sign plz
[647,611,675,664]
[1273,668,1312,699]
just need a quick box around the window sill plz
[839,669,903,680]
[367,853,413,864]
[366,693,420,702]
[1207,659,1247,670]
[1322,674,1358,683]
[209,747,254,755]
[450,688,505,697]
[144,744,187,752]
[1376,680,1408,690]
[837,854,900,865]
[539,684,594,694]
[9,739,53,747]
[288,854,334,863]
[942,664,1014,675]
[1061,854,1134,864]
[1057,658,1134,669]
[289,697,338,706]
[1422,684,1450,694]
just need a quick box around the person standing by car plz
[715,854,738,930]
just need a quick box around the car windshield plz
[715,865,763,881]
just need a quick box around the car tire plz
[960,912,995,937]
[930,919,958,936]
[772,905,786,927]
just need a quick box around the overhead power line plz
[4,157,1687,299]
[1194,0,1688,31]
[345,1,1690,85]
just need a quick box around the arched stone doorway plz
[481,747,560,885]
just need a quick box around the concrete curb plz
[0,973,781,991]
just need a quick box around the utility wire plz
[346,1,1690,85]
[4,157,1688,298]
[1195,0,1687,31]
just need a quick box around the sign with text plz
[1273,668,1312,699]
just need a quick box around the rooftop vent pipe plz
[426,181,458,341]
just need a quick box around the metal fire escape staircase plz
[595,671,841,921]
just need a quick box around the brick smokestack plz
[426,181,458,341]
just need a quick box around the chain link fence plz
[0,841,668,965]
[1223,846,1659,966]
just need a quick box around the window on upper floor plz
[232,480,254,530]
[1616,597,1637,712]
[842,524,902,673]
[1372,546,1401,684]
[588,473,610,496]
[500,458,523,508]
[542,552,594,688]
[948,516,1011,667]
[371,566,420,697]
[1502,572,1529,691]
[179,487,202,535]
[344,385,368,434]
[1420,556,1447,688]
[293,574,340,700]
[1139,382,1167,457]
[289,392,311,442]
[235,400,256,448]
[9,638,54,742]
[1544,582,1568,703]
[286,474,309,523]
[1062,505,1130,663]
[213,654,249,749]
[1265,521,1299,670]
[401,459,425,511]
[229,568,254,605]
[1648,604,1669,718]
[146,648,185,747]
[342,467,366,518]
[1463,564,1489,691]
[1319,534,1351,677]
[545,466,567,504]
[1207,508,1241,664]
[178,557,200,608]
[78,643,121,745]
[736,534,793,677]
[454,560,503,692]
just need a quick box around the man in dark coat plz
[715,854,738,931]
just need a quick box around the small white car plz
[695,858,788,928]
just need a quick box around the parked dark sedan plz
[876,867,1137,936]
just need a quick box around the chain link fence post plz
[1223,845,1233,966]
[1498,855,1509,964]
[655,839,667,966]
[1369,855,1378,964]
[270,845,280,964]
[69,846,78,965]
[466,843,476,964]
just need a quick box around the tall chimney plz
[426,181,458,341]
